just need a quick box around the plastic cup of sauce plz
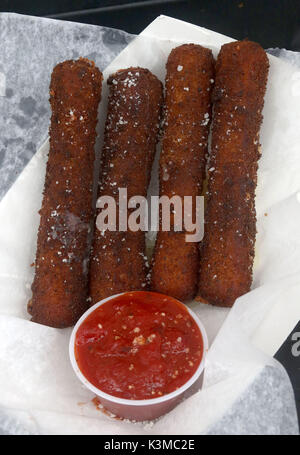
[69,291,208,421]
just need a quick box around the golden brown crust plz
[196,40,269,307]
[89,67,163,305]
[30,58,103,328]
[150,44,215,301]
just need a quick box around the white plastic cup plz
[69,292,208,422]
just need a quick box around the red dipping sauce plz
[75,291,203,400]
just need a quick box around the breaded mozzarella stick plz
[29,58,103,327]
[196,41,269,307]
[150,44,215,301]
[89,67,163,304]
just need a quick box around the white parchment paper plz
[0,16,299,435]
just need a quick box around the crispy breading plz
[89,67,163,304]
[196,40,269,307]
[150,44,215,301]
[29,58,103,328]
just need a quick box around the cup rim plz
[69,291,209,407]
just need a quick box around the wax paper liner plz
[0,15,299,434]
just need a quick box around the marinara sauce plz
[75,291,203,400]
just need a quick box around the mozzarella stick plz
[150,44,215,301]
[29,58,103,328]
[89,68,163,304]
[196,40,269,307]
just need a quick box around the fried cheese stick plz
[196,41,269,307]
[29,58,103,327]
[150,44,215,301]
[89,68,163,304]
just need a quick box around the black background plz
[1,0,299,432]
[1,0,300,50]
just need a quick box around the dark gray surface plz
[207,365,298,435]
[2,0,300,51]
[0,12,134,201]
